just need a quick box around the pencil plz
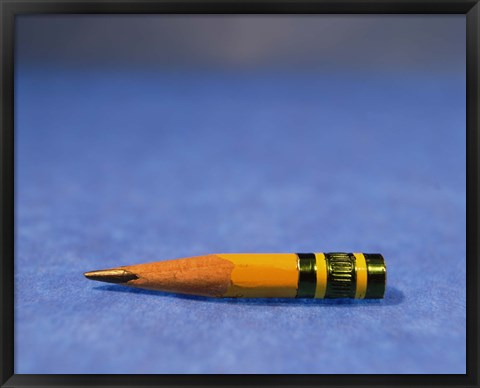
[84,253,386,299]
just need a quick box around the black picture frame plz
[1,0,478,387]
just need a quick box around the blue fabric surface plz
[15,67,466,374]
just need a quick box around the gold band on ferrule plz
[353,253,368,299]
[314,253,327,298]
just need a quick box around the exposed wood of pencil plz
[85,255,235,297]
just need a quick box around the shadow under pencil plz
[93,285,404,306]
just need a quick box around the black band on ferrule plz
[325,253,356,298]
[364,254,386,298]
[296,253,317,298]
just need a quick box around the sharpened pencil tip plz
[84,268,139,284]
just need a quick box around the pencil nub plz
[84,268,138,284]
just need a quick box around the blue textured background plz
[15,15,465,374]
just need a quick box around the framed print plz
[1,0,478,387]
